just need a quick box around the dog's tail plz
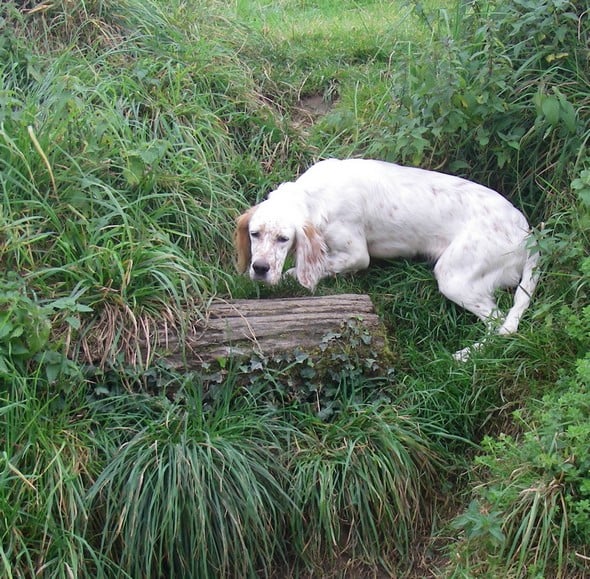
[498,235,541,336]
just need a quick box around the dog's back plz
[295,159,531,263]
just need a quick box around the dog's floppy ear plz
[234,206,257,273]
[295,223,327,291]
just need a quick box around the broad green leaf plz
[541,96,560,125]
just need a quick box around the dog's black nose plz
[252,261,270,276]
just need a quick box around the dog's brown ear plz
[295,223,327,291]
[234,207,257,273]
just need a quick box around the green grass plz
[86,388,294,578]
[0,0,589,576]
[1,377,115,577]
[286,401,445,572]
[233,0,442,43]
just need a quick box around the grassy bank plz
[1,0,589,576]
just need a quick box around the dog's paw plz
[452,347,472,363]
[453,340,484,362]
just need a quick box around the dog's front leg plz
[284,264,330,284]
[325,244,371,276]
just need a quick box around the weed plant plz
[310,0,589,217]
[450,357,590,577]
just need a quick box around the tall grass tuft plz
[0,374,117,578]
[287,400,445,572]
[1,0,288,362]
[87,386,294,578]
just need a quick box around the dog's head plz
[234,191,327,291]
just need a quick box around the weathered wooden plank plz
[154,293,385,368]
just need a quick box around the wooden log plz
[156,293,386,369]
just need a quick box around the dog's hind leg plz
[497,249,540,335]
[433,235,507,361]
[433,243,502,324]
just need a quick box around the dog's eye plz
[277,235,289,243]
[250,231,260,239]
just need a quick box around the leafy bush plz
[450,356,590,576]
[0,275,91,383]
[313,0,589,217]
[0,275,50,375]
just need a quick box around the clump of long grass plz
[1,0,295,364]
[2,0,119,53]
[286,400,445,572]
[86,386,294,578]
[0,374,117,578]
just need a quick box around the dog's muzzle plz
[251,260,271,281]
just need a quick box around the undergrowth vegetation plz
[1,0,589,576]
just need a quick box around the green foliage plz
[0,275,50,375]
[87,389,293,578]
[451,499,506,551]
[312,0,588,216]
[533,165,590,363]
[450,358,590,576]
[0,275,90,383]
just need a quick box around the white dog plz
[235,158,539,359]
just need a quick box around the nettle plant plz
[0,275,90,383]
